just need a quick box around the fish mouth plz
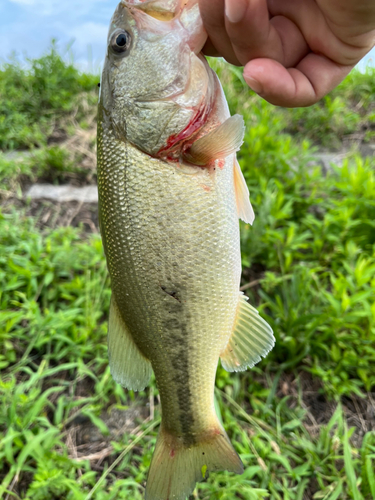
[122,0,207,53]
[121,0,181,21]
[121,0,180,30]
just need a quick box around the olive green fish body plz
[98,107,240,440]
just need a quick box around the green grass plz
[1,49,375,499]
[211,60,375,149]
[0,44,98,151]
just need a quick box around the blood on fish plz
[157,103,210,159]
[170,449,175,458]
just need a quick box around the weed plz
[1,51,375,499]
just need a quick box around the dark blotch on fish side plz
[161,285,181,303]
[162,299,195,446]
[171,344,196,446]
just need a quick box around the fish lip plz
[120,0,180,16]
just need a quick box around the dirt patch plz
[63,393,156,472]
[2,197,99,234]
[342,394,375,446]
[43,372,155,471]
[275,371,375,442]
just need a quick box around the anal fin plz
[108,297,152,391]
[220,293,275,372]
[182,114,245,166]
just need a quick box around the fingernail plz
[225,0,247,24]
[244,75,263,94]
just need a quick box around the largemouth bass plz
[97,1,275,498]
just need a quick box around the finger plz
[224,0,276,64]
[268,0,374,66]
[226,11,309,67]
[243,54,353,107]
[199,0,241,64]
[202,38,221,57]
[267,16,309,67]
[203,0,310,68]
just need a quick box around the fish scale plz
[98,110,241,439]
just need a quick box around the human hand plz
[199,0,375,107]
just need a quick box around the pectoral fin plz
[182,114,245,166]
[108,297,152,391]
[234,159,255,225]
[220,293,275,372]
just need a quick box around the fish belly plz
[97,119,241,441]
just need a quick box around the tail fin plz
[145,425,243,500]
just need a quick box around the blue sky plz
[0,0,117,71]
[0,0,374,73]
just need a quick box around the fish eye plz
[110,29,131,54]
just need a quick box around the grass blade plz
[343,425,362,500]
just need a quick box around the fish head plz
[100,0,214,158]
